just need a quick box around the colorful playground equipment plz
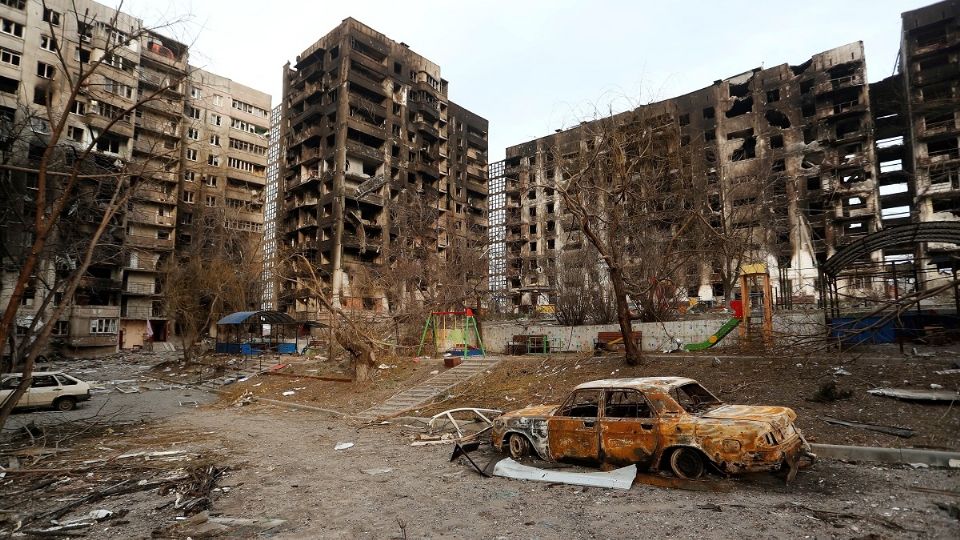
[683,263,773,351]
[416,309,486,358]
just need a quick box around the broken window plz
[924,112,955,130]
[727,128,756,161]
[725,95,753,118]
[772,159,786,173]
[803,127,816,144]
[729,80,750,98]
[800,79,814,95]
[672,383,721,413]
[556,390,601,418]
[770,134,784,149]
[836,119,860,139]
[704,129,716,141]
[928,138,959,159]
[604,390,652,418]
[766,89,780,103]
[764,109,791,129]
[678,113,689,126]
[702,106,714,119]
[801,102,815,118]
[680,134,690,147]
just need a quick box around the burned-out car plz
[491,377,814,480]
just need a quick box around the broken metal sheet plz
[821,416,914,438]
[492,458,636,490]
[867,388,959,402]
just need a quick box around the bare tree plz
[553,106,704,365]
[164,208,263,363]
[0,2,190,429]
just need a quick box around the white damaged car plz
[0,372,92,411]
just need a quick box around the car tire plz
[508,434,530,459]
[53,396,76,412]
[669,447,705,480]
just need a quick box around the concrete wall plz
[480,311,826,353]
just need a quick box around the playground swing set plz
[416,309,485,361]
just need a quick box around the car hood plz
[699,404,796,430]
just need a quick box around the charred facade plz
[495,1,960,312]
[276,18,488,320]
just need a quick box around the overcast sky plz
[121,0,933,161]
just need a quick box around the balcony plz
[915,63,960,85]
[121,305,164,319]
[128,210,175,227]
[124,282,158,295]
[134,189,176,205]
[345,140,385,162]
[79,277,123,291]
[140,97,183,117]
[142,40,188,72]
[126,234,174,250]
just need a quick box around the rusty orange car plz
[491,377,814,480]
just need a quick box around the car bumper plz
[727,434,815,475]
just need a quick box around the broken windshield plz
[672,383,723,414]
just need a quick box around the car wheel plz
[508,434,530,459]
[669,447,704,480]
[53,396,76,412]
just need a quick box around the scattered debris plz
[930,383,944,389]
[334,442,354,450]
[810,381,853,402]
[950,458,960,469]
[282,390,296,396]
[361,467,393,475]
[821,416,914,438]
[868,388,959,402]
[492,458,636,490]
[831,367,851,376]
[911,347,936,358]
[178,400,199,407]
[428,408,502,439]
[231,392,254,407]
[936,502,960,521]
[934,368,960,375]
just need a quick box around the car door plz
[26,375,62,407]
[547,389,602,462]
[0,376,22,408]
[599,389,659,467]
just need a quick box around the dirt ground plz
[203,346,960,449]
[1,349,959,538]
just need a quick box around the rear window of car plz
[55,375,78,385]
[2,377,21,390]
[31,375,60,388]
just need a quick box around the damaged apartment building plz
[0,0,270,357]
[490,0,960,312]
[276,18,488,320]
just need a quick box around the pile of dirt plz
[418,351,960,449]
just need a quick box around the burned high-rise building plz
[491,0,960,313]
[276,18,488,321]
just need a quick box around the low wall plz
[480,311,826,353]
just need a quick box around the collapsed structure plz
[274,18,489,321]
[0,0,270,356]
[490,1,960,313]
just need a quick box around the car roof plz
[574,377,697,392]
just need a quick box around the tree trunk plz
[609,266,642,365]
[335,327,376,383]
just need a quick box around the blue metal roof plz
[217,310,297,325]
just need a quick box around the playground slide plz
[683,318,741,352]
